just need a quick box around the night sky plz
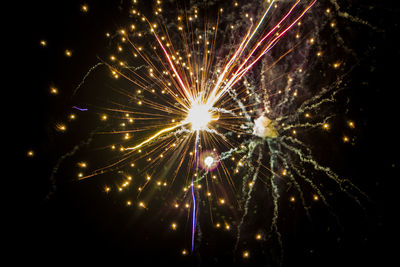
[10,0,395,266]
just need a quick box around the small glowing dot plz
[243,251,250,258]
[290,196,295,202]
[323,123,330,130]
[343,136,350,143]
[181,249,188,255]
[171,223,177,230]
[126,200,132,206]
[78,162,87,168]
[105,187,111,193]
[204,156,214,168]
[40,40,47,47]
[348,121,355,128]
[50,87,58,95]
[255,234,262,240]
[65,49,72,57]
[81,4,89,12]
[27,150,34,157]
[313,195,319,201]
[56,123,67,132]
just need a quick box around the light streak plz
[124,122,186,151]
[72,106,88,111]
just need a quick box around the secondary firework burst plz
[55,0,368,262]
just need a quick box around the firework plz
[46,0,369,264]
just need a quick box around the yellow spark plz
[56,123,66,132]
[65,49,72,57]
[243,251,250,258]
[50,87,58,95]
[78,162,87,168]
[27,150,34,157]
[171,223,177,230]
[40,40,47,47]
[81,4,89,12]
[125,123,185,151]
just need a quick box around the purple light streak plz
[72,106,88,111]
[191,132,200,252]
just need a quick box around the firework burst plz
[46,0,370,264]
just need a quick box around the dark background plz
[8,0,395,266]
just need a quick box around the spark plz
[72,106,88,111]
